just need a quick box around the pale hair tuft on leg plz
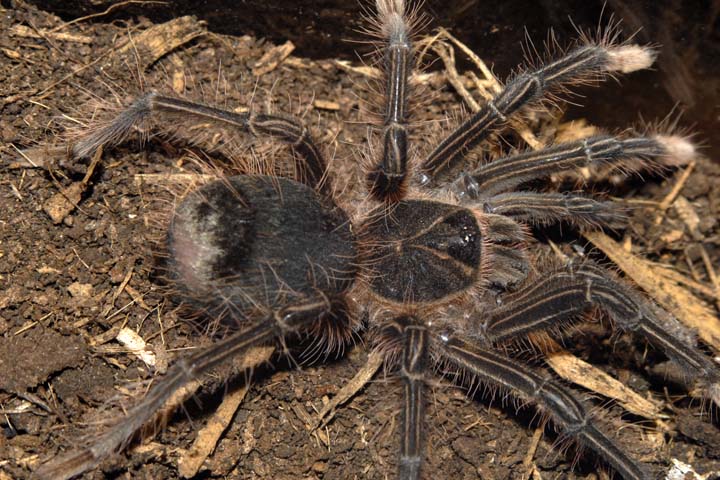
[654,134,697,166]
[605,44,657,73]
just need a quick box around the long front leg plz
[35,296,333,480]
[435,336,651,480]
[482,262,720,403]
[70,93,330,192]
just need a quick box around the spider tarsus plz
[605,44,657,74]
[71,92,157,159]
[654,134,697,166]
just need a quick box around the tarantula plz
[35,1,720,479]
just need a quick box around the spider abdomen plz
[167,175,356,322]
[361,200,482,304]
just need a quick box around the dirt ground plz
[1,1,720,480]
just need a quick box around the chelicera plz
[36,1,719,479]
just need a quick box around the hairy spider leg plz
[366,0,414,201]
[435,337,651,480]
[420,43,655,182]
[479,191,623,229]
[35,297,334,480]
[397,321,429,480]
[482,262,720,401]
[456,135,666,199]
[71,93,330,192]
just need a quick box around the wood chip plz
[585,231,720,352]
[333,60,381,79]
[10,24,93,44]
[654,161,696,225]
[117,16,206,70]
[124,284,152,311]
[313,99,340,111]
[665,459,717,480]
[67,282,94,299]
[177,385,248,477]
[660,229,684,243]
[252,40,295,76]
[172,69,185,95]
[521,426,544,478]
[2,47,21,59]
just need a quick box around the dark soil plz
[1,1,720,480]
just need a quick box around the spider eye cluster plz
[360,200,482,304]
[167,176,357,322]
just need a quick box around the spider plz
[34,1,720,479]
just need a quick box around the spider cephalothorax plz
[35,1,719,480]
[360,200,484,303]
